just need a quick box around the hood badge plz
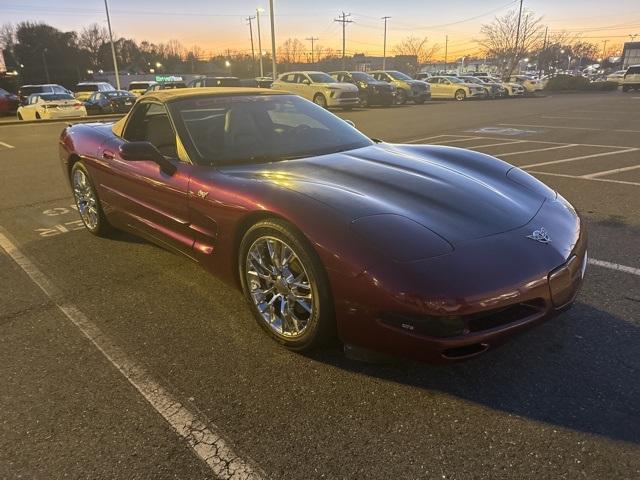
[527,227,551,244]
[196,190,209,200]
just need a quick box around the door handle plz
[102,150,115,160]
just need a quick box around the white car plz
[606,70,627,85]
[425,76,487,100]
[17,93,87,120]
[509,75,542,92]
[271,71,360,110]
[487,77,525,97]
[622,65,640,92]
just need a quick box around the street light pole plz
[268,0,277,79]
[444,35,448,73]
[306,36,319,65]
[41,48,50,83]
[104,0,121,89]
[256,8,264,77]
[247,16,256,76]
[382,16,390,70]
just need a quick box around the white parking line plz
[472,140,527,148]
[528,170,640,187]
[498,144,577,157]
[406,134,474,143]
[520,148,639,169]
[0,141,15,149]
[588,259,640,277]
[0,229,264,480]
[582,164,640,179]
[406,134,635,150]
[499,123,640,134]
[426,136,483,145]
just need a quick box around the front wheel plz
[622,85,630,92]
[313,93,328,109]
[413,96,425,105]
[71,162,111,236]
[396,89,407,105]
[454,89,466,101]
[239,218,335,351]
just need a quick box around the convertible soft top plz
[112,87,287,136]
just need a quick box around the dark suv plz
[368,70,430,105]
[329,71,395,107]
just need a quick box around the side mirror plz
[119,141,176,175]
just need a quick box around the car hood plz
[317,82,358,91]
[222,144,547,244]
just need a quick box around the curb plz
[0,113,125,127]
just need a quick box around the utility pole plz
[41,48,50,83]
[444,35,448,73]
[256,8,264,77]
[247,16,256,76]
[601,39,608,61]
[334,12,353,70]
[104,0,120,89]
[306,36,319,65]
[513,0,524,74]
[268,0,277,79]
[382,16,390,70]
[538,25,548,79]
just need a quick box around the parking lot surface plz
[1,91,639,479]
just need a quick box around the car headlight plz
[350,214,452,261]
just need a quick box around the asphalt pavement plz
[1,91,639,479]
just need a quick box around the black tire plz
[622,85,629,92]
[359,93,369,108]
[454,89,466,101]
[313,93,328,109]
[413,96,425,105]
[70,161,112,237]
[396,89,407,105]
[239,218,335,351]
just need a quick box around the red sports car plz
[58,88,586,362]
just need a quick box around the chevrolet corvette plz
[59,87,586,362]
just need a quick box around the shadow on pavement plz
[308,302,640,444]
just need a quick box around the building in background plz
[622,42,640,69]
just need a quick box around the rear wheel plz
[239,218,335,351]
[313,93,328,109]
[71,162,111,236]
[454,89,466,101]
[396,89,407,105]
[414,96,426,105]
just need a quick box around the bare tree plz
[79,23,109,69]
[478,8,544,77]
[278,38,305,64]
[392,36,439,63]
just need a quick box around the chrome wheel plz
[245,236,316,339]
[73,168,99,230]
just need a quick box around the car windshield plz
[129,82,151,89]
[168,94,373,166]
[446,77,464,83]
[308,73,336,83]
[0,88,10,95]
[461,77,482,84]
[388,71,413,81]
[350,72,376,82]
[105,91,133,98]
[76,84,99,91]
[40,93,75,101]
[20,86,46,95]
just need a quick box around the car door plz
[21,95,37,119]
[296,73,314,100]
[96,100,194,256]
[427,78,443,97]
[85,93,99,114]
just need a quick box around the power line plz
[334,12,353,70]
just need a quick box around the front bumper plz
[326,94,360,107]
[330,197,586,363]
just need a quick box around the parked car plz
[84,90,136,115]
[484,77,525,97]
[415,72,431,81]
[145,81,187,93]
[17,84,69,105]
[622,65,640,92]
[188,76,241,88]
[73,82,115,102]
[329,71,395,106]
[368,70,430,104]
[508,75,542,93]
[0,87,19,115]
[271,71,360,110]
[59,87,586,363]
[425,76,486,100]
[128,81,157,96]
[457,75,505,98]
[606,70,627,85]
[17,92,86,120]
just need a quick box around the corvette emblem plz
[527,227,551,244]
[196,190,209,200]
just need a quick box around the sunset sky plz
[2,0,639,59]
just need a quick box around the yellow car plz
[425,76,486,100]
[73,82,116,102]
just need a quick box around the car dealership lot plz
[1,92,638,479]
